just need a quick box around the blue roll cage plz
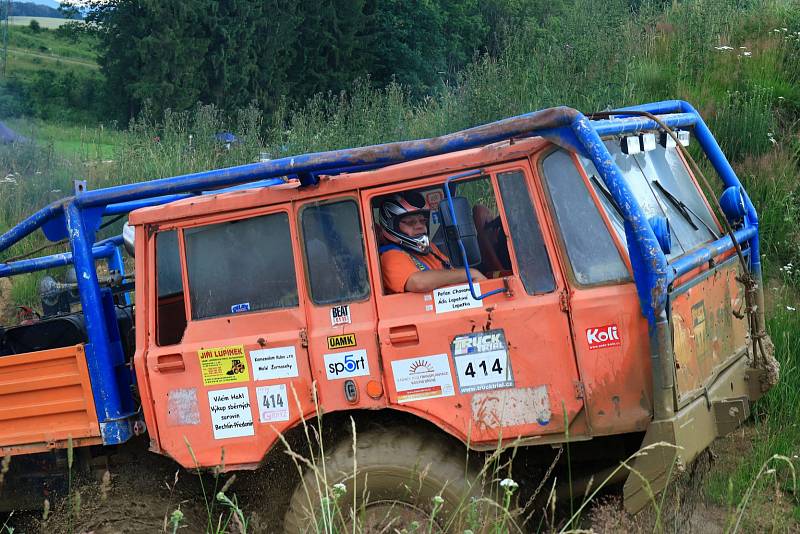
[0,100,760,445]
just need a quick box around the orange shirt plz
[381,244,449,294]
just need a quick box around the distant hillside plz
[3,2,68,19]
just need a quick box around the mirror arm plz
[444,170,506,300]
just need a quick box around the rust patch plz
[167,388,200,426]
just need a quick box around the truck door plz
[363,162,584,446]
[296,195,385,413]
[140,206,316,468]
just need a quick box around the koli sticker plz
[433,283,483,314]
[391,354,454,403]
[585,324,621,350]
[451,329,514,394]
[208,386,254,439]
[330,304,351,326]
[198,345,250,386]
[256,384,290,423]
[250,346,299,381]
[327,333,357,350]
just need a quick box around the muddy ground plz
[1,423,793,534]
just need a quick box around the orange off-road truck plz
[0,101,777,529]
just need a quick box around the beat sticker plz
[586,324,621,350]
[330,304,351,326]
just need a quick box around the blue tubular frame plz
[0,100,760,443]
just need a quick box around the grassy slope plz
[0,0,797,529]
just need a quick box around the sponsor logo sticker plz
[452,329,514,394]
[249,346,298,381]
[208,386,254,439]
[198,345,250,386]
[391,354,455,403]
[230,302,251,313]
[586,324,621,350]
[256,384,290,423]
[324,349,370,380]
[433,283,483,314]
[327,333,357,350]
[330,304,352,326]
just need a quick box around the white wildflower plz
[500,478,519,489]
[786,306,796,311]
[714,45,734,51]
[739,46,747,49]
[332,482,347,497]
[742,51,752,57]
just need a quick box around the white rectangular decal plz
[330,304,351,326]
[324,349,370,380]
[250,346,299,381]
[256,384,290,423]
[433,283,483,314]
[452,329,514,394]
[391,354,455,403]
[208,387,254,439]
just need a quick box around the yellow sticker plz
[327,333,357,350]
[198,345,250,386]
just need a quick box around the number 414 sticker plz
[255,384,290,423]
[451,329,514,394]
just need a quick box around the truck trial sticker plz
[208,386,255,439]
[249,346,299,381]
[586,324,621,350]
[327,333,357,350]
[451,329,514,394]
[433,283,483,314]
[324,349,370,380]
[255,384,290,423]
[330,304,351,326]
[198,345,251,386]
[391,354,455,403]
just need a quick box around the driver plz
[379,191,486,294]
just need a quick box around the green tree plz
[28,19,41,32]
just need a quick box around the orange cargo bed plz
[0,344,102,456]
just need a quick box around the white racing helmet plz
[379,192,431,254]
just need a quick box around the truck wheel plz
[283,426,482,533]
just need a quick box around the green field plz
[7,16,75,29]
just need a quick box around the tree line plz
[84,0,534,123]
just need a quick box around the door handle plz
[155,353,185,373]
[388,325,419,346]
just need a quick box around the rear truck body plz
[0,101,777,514]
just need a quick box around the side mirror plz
[122,221,135,257]
[438,196,481,267]
[648,215,672,255]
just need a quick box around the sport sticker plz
[250,346,298,381]
[330,304,351,326]
[324,349,370,380]
[327,333,357,350]
[451,329,514,394]
[208,386,254,439]
[433,283,483,314]
[256,384,290,423]
[391,354,454,403]
[199,345,250,386]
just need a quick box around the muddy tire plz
[283,426,482,533]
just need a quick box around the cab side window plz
[497,170,556,294]
[155,229,186,346]
[301,199,370,305]
[542,150,630,285]
[184,212,299,319]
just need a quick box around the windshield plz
[579,137,719,260]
